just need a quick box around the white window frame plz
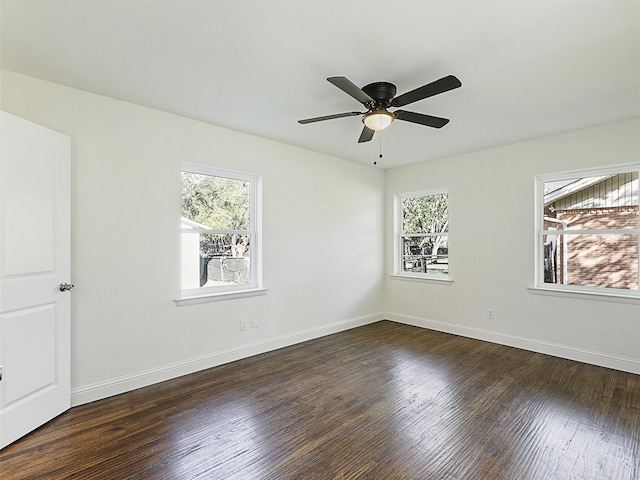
[177,163,263,305]
[533,163,640,299]
[393,187,450,281]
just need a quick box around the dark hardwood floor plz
[2,321,639,479]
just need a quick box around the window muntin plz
[395,189,449,279]
[536,165,639,296]
[181,164,261,297]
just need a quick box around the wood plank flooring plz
[1,321,639,479]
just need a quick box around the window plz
[535,164,639,297]
[394,188,449,279]
[180,163,261,298]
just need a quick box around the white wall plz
[385,117,640,374]
[1,70,386,404]
[2,69,637,408]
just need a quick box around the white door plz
[0,111,71,449]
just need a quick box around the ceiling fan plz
[298,75,462,143]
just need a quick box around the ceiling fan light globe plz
[363,111,394,131]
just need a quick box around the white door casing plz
[0,111,71,449]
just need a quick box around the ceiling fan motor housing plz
[362,82,397,107]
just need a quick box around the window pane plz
[181,172,250,230]
[544,172,638,230]
[401,236,449,276]
[542,233,638,290]
[181,232,251,289]
[402,193,449,234]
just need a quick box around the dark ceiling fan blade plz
[391,75,462,107]
[358,125,375,143]
[327,77,374,105]
[394,110,450,128]
[298,111,363,124]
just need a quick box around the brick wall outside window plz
[548,206,639,289]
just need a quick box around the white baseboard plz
[385,312,640,375]
[71,313,383,406]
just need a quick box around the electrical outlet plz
[251,316,259,328]
[487,309,495,320]
[240,319,248,331]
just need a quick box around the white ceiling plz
[1,0,639,169]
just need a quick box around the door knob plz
[59,283,75,292]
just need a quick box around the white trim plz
[395,187,449,199]
[182,162,256,182]
[386,312,640,375]
[389,274,453,284]
[527,285,640,303]
[71,312,384,406]
[541,228,639,235]
[535,161,640,183]
[175,287,268,306]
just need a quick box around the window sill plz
[175,288,268,307]
[527,285,640,304]
[390,274,453,284]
